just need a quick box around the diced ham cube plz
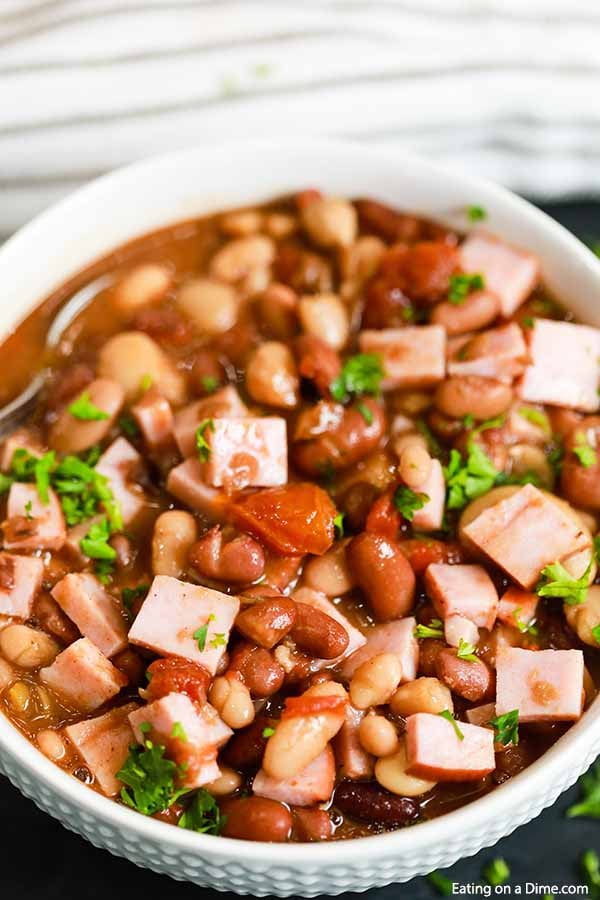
[460,232,539,316]
[517,319,600,412]
[166,459,229,522]
[444,615,479,649]
[1,427,43,472]
[497,586,539,630]
[424,563,498,630]
[128,575,239,675]
[129,693,231,789]
[65,703,138,796]
[203,417,287,490]
[51,573,128,658]
[333,704,374,780]
[405,712,495,781]
[253,746,335,807]
[448,323,527,383]
[359,326,446,391]
[40,637,127,712]
[410,459,445,532]
[465,702,496,728]
[96,437,145,525]
[463,483,590,589]
[0,552,44,619]
[132,386,173,448]
[173,386,248,457]
[292,587,366,668]
[340,618,418,682]
[496,647,584,722]
[3,482,66,552]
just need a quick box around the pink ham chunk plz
[166,459,229,522]
[4,482,66,552]
[292,586,366,668]
[129,693,231,789]
[65,702,138,796]
[496,647,584,722]
[333,704,374,780]
[0,552,44,619]
[444,615,479,649]
[340,618,418,682]
[406,712,495,781]
[128,575,239,674]
[518,319,600,412]
[40,637,127,712]
[424,563,498,630]
[96,437,145,525]
[359,326,446,391]
[1,428,43,471]
[203,417,287,490]
[448,323,527,383]
[463,483,590,589]
[410,459,445,532]
[132,386,173,449]
[51,573,128,658]
[460,232,539,317]
[497,586,539,630]
[253,746,335,807]
[173,386,248,457]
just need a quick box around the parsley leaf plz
[393,485,429,522]
[456,638,478,662]
[355,402,373,425]
[513,607,538,636]
[330,353,384,403]
[537,560,591,606]
[122,583,149,612]
[333,512,345,537]
[567,763,600,819]
[178,789,225,835]
[24,500,33,520]
[139,374,153,393]
[415,418,442,458]
[573,431,597,468]
[119,414,139,438]
[414,618,444,639]
[438,709,464,741]
[118,739,188,816]
[467,205,486,222]
[593,624,600,646]
[209,632,227,649]
[262,726,276,738]
[448,273,485,305]
[483,858,510,887]
[489,709,519,746]
[68,391,109,421]
[193,614,215,652]
[518,406,550,434]
[201,375,220,394]
[80,517,117,561]
[171,722,187,741]
[427,870,454,895]
[443,443,498,510]
[0,472,13,494]
[196,418,215,462]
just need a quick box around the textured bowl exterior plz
[1,138,600,895]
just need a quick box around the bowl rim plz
[1,135,599,866]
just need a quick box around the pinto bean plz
[290,602,349,659]
[49,378,124,454]
[400,241,459,305]
[98,331,187,405]
[235,597,297,648]
[434,375,513,421]
[112,264,171,315]
[349,653,402,709]
[222,715,276,769]
[112,648,146,686]
[274,243,333,294]
[302,540,354,597]
[300,196,357,248]
[256,283,298,340]
[398,439,432,489]
[347,532,416,621]
[265,212,297,239]
[220,796,292,842]
[294,334,341,396]
[390,677,453,716]
[205,765,243,797]
[333,780,420,826]
[293,398,385,475]
[508,444,554,488]
[227,642,285,698]
[358,714,399,757]
[292,807,334,842]
[132,307,191,346]
[298,293,350,351]
[33,594,80,645]
[210,235,275,283]
[435,648,495,702]
[431,291,500,335]
[375,739,436,797]
[549,408,583,440]
[416,638,446,677]
[561,417,600,511]
[189,526,265,584]
[0,658,15,691]
[246,341,299,408]
[152,510,197,578]
[176,277,239,335]
[0,625,60,669]
[209,675,255,729]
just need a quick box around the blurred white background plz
[1,0,600,236]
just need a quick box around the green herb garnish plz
[118,739,187,816]
[178,789,225,835]
[393,485,429,522]
[171,722,187,741]
[414,618,444,640]
[355,402,374,425]
[24,500,33,520]
[68,391,109,421]
[438,709,464,741]
[467,205,486,222]
[333,512,345,537]
[122,583,149,612]
[119,415,139,438]
[443,443,498,510]
[427,870,454,895]
[201,375,219,395]
[518,406,550,434]
[448,273,485,305]
[456,638,478,662]
[193,613,216,652]
[483,858,510,887]
[513,607,538,636]
[262,727,276,738]
[196,418,215,462]
[581,849,600,897]
[488,709,519,746]
[573,431,597,468]
[330,353,384,403]
[537,560,592,606]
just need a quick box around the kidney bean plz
[222,715,277,769]
[434,375,513,421]
[426,409,464,442]
[398,538,465,575]
[549,407,583,440]
[261,553,303,592]
[293,398,385,475]
[333,780,420,826]
[273,242,333,294]
[294,334,341,397]
[561,417,600,511]
[347,532,416,621]
[235,597,297,648]
[417,638,446,677]
[399,241,459,305]
[290,602,349,659]
[362,271,413,329]
[435,649,495,702]
[33,594,80,645]
[145,657,211,705]
[228,642,285,698]
[339,482,379,532]
[220,796,292,843]
[110,647,145,686]
[189,526,265,584]
[431,290,500,335]
[355,199,424,242]
[292,808,334,842]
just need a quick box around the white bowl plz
[1,138,600,896]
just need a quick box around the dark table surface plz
[1,199,599,899]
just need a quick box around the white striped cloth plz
[2,0,600,236]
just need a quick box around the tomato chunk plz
[365,489,401,541]
[145,657,212,705]
[399,538,465,575]
[282,694,347,719]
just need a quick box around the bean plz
[0,624,60,669]
[293,398,385,475]
[435,649,495,702]
[561,417,600,511]
[0,657,15,691]
[7,681,31,712]
[431,290,500,335]
[290,602,349,659]
[298,293,350,351]
[434,375,513,421]
[508,444,554,488]
[246,341,299,408]
[112,648,145,687]
[152,510,197,578]
[292,807,334,842]
[398,441,432,489]
[209,676,255,729]
[235,597,297,648]
[256,283,298,340]
[190,350,225,396]
[222,715,276,769]
[339,482,378,532]
[565,584,600,647]
[37,728,66,761]
[390,677,453,717]
[33,594,80,645]
[347,532,416,621]
[227,642,285,698]
[416,639,446,677]
[189,526,265,583]
[300,196,357,248]
[220,209,264,237]
[294,334,341,397]
[549,407,583,440]
[220,796,292,842]
[333,780,420,826]
[302,541,354,597]
[210,235,275,283]
[112,264,171,315]
[98,331,187,405]
[358,714,399,757]
[264,212,297,239]
[339,236,385,286]
[49,378,124,454]
[350,653,402,709]
[204,765,243,797]
[175,277,239,335]
[375,740,436,797]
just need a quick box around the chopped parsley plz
[139,374,153,393]
[201,375,219,395]
[518,406,550,434]
[178,789,225,835]
[24,500,33,521]
[0,472,13,494]
[427,870,454,895]
[171,722,187,741]
[355,402,373,425]
[483,858,510,887]
[467,205,487,222]
[536,560,591,606]
[415,418,442,458]
[118,414,139,438]
[488,709,519,746]
[592,624,600,647]
[448,272,485,306]
[414,618,444,640]
[196,418,215,462]
[209,632,227,649]
[456,638,478,662]
[118,739,187,816]
[462,413,475,429]
[122,583,149,612]
[80,517,117,581]
[443,443,498,510]
[10,449,56,505]
[573,431,597,468]
[393,485,429,522]
[522,315,535,329]
[262,726,276,738]
[193,614,216,652]
[333,511,345,537]
[581,849,600,896]
[438,709,464,741]
[513,607,538,636]
[330,353,384,403]
[567,763,600,819]
[68,391,109,421]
